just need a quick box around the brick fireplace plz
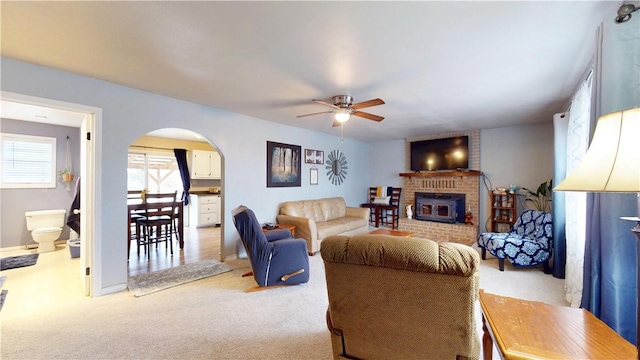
[415,192,466,223]
[398,130,480,246]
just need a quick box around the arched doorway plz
[126,128,223,276]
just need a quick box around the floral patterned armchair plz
[477,210,553,272]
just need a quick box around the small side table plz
[262,224,296,237]
[479,290,636,360]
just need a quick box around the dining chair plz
[365,187,377,223]
[136,191,178,257]
[380,187,402,230]
[361,186,390,225]
[360,187,402,229]
[127,190,145,259]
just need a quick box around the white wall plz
[0,58,558,295]
[368,139,405,209]
[1,57,369,295]
[479,122,554,232]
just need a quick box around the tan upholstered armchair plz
[321,234,480,360]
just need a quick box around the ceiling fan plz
[297,95,385,127]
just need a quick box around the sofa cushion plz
[280,200,325,222]
[319,197,347,221]
[316,217,368,240]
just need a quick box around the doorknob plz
[73,209,81,215]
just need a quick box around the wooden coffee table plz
[479,290,636,360]
[368,229,414,237]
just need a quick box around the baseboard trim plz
[0,245,30,252]
[1,238,73,252]
[99,283,128,296]
[223,254,239,261]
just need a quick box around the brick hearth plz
[398,175,479,246]
[399,219,478,246]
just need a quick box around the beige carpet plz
[0,243,566,359]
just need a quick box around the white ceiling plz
[0,100,86,127]
[0,1,621,142]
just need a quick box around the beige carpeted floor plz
[0,242,566,359]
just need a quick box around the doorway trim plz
[1,91,103,297]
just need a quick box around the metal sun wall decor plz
[326,149,348,185]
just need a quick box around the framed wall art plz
[310,167,318,185]
[267,141,301,187]
[304,149,324,164]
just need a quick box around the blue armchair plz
[477,210,553,272]
[232,205,310,288]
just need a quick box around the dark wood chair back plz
[143,191,177,203]
[136,191,179,257]
[389,188,402,207]
[368,187,377,203]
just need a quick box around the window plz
[127,151,182,194]
[1,133,56,189]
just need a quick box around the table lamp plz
[555,107,640,358]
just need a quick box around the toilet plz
[25,209,66,253]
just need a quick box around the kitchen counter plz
[189,193,221,227]
[190,191,221,195]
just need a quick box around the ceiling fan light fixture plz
[615,3,638,23]
[334,108,351,123]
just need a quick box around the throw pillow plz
[373,196,390,205]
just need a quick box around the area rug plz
[0,253,39,271]
[128,259,233,297]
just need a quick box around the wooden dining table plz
[360,203,398,230]
[127,200,184,255]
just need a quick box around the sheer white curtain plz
[564,75,592,307]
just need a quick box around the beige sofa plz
[276,197,369,254]
[321,234,480,360]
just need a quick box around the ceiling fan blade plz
[351,98,385,110]
[296,110,333,118]
[312,99,339,109]
[353,111,384,122]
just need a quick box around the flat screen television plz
[410,136,469,171]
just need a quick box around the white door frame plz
[1,91,102,297]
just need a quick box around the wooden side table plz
[479,290,636,360]
[263,224,296,237]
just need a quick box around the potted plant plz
[521,180,553,212]
[59,168,74,183]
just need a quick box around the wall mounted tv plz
[410,136,469,171]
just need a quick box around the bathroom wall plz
[0,118,80,248]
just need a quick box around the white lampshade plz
[334,108,351,123]
[555,107,640,192]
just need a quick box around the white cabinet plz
[191,150,221,179]
[189,195,220,227]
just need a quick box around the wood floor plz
[127,225,221,276]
